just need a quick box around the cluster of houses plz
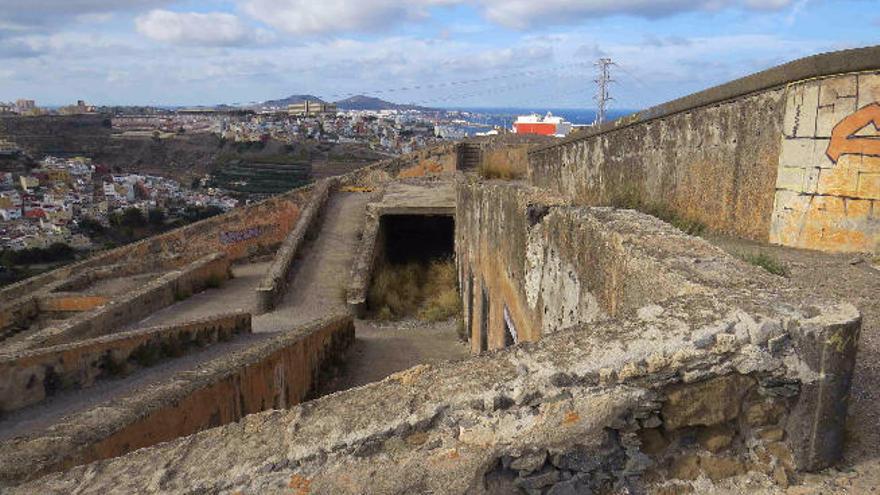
[0,156,237,252]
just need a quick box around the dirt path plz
[0,331,273,442]
[705,235,880,494]
[124,261,270,330]
[253,191,371,332]
[321,318,469,395]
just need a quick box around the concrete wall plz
[0,184,313,305]
[456,180,709,352]
[0,314,354,485]
[770,72,880,252]
[256,178,335,313]
[528,46,880,253]
[0,312,251,413]
[5,252,231,352]
[9,279,860,493]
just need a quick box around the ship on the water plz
[512,112,573,137]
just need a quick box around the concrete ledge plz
[3,252,232,353]
[0,312,251,414]
[6,296,860,493]
[0,314,354,486]
[37,293,109,314]
[531,44,880,154]
[346,205,382,316]
[256,178,336,313]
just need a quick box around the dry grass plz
[479,159,525,180]
[368,258,461,321]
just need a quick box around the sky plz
[0,0,877,109]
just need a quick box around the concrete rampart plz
[0,184,313,305]
[4,252,231,352]
[256,178,335,313]
[528,45,880,253]
[37,294,109,314]
[0,314,354,486]
[7,276,859,493]
[0,312,251,414]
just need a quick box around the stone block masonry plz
[256,178,335,313]
[770,71,880,252]
[0,314,354,485]
[528,45,880,254]
[0,312,251,414]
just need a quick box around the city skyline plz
[0,1,877,109]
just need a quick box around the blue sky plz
[0,0,877,109]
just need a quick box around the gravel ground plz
[701,234,880,494]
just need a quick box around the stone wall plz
[0,314,354,485]
[528,46,880,253]
[0,312,250,413]
[256,178,335,313]
[528,88,785,242]
[4,252,231,352]
[456,180,712,351]
[6,273,859,493]
[0,184,313,305]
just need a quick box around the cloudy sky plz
[0,0,876,109]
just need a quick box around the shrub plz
[739,252,788,277]
[479,159,524,180]
[368,258,461,322]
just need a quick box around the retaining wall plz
[0,185,313,305]
[256,178,335,313]
[8,267,860,492]
[0,314,354,485]
[528,46,880,253]
[0,312,251,413]
[5,252,231,352]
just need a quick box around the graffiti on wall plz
[219,225,265,245]
[826,103,880,163]
[770,73,880,253]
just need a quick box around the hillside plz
[334,95,434,112]
[260,95,326,109]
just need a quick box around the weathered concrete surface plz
[529,87,784,242]
[0,312,250,414]
[256,191,371,332]
[2,252,232,352]
[346,178,455,314]
[6,287,859,493]
[256,178,335,313]
[0,314,354,486]
[528,46,880,254]
[769,72,880,253]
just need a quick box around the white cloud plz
[477,0,796,29]
[135,10,253,46]
[241,0,456,35]
[237,0,798,35]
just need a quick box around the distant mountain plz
[334,95,434,112]
[260,95,326,109]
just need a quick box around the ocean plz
[452,107,636,128]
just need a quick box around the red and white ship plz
[512,112,573,137]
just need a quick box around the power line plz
[594,57,615,125]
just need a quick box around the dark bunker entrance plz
[367,214,457,321]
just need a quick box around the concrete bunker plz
[366,213,458,320]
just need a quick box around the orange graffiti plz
[826,103,880,163]
[288,474,311,495]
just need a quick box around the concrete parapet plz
[0,312,251,414]
[345,204,382,316]
[527,45,880,254]
[256,178,335,313]
[0,314,354,486]
[5,295,859,493]
[3,252,231,352]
